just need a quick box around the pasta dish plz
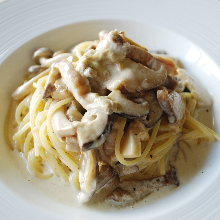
[6,30,220,205]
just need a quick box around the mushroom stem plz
[12,68,50,100]
[39,53,77,68]
[78,149,98,204]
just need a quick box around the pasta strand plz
[115,119,161,166]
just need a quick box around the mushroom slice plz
[119,31,145,48]
[43,82,55,100]
[108,90,149,119]
[55,59,117,114]
[77,109,113,151]
[97,164,120,192]
[66,101,83,122]
[52,78,72,101]
[42,66,60,100]
[126,45,178,77]
[80,30,167,92]
[78,149,98,204]
[102,117,121,157]
[136,91,163,128]
[157,88,185,124]
[51,105,77,137]
[105,166,179,205]
[115,163,139,177]
[105,58,167,93]
[161,75,178,91]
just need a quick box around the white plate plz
[1,1,220,219]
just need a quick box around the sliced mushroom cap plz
[33,47,53,64]
[160,75,178,91]
[100,116,123,165]
[77,30,167,95]
[126,45,178,77]
[52,78,72,101]
[105,166,179,205]
[43,82,55,100]
[50,60,90,101]
[55,60,118,114]
[66,100,83,122]
[42,66,60,101]
[108,90,149,118]
[135,90,163,128]
[157,89,185,124]
[115,163,139,177]
[105,58,167,93]
[96,164,120,192]
[78,149,98,204]
[77,109,113,151]
[119,31,144,48]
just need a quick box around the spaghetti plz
[7,29,220,205]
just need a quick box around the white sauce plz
[6,30,216,210]
[7,104,214,211]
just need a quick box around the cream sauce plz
[171,106,214,184]
[5,30,216,210]
[7,104,214,211]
